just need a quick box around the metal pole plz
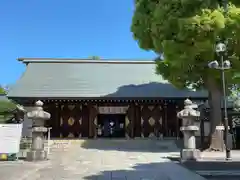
[221,55,231,160]
[223,0,228,14]
[222,0,231,161]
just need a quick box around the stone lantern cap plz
[35,100,44,106]
[177,99,200,118]
[27,100,51,120]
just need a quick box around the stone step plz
[196,170,240,176]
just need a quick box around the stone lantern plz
[26,100,50,161]
[177,99,200,161]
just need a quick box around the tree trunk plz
[206,77,224,151]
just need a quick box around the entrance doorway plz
[97,114,125,138]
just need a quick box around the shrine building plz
[7,58,208,139]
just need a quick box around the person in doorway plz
[109,120,115,136]
[103,119,110,137]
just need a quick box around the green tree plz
[0,86,17,123]
[0,99,17,123]
[131,0,240,150]
[88,56,100,60]
[230,84,240,112]
[0,86,6,94]
[230,84,240,99]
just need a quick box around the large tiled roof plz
[7,58,208,99]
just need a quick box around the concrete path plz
[0,139,206,180]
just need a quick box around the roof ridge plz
[18,58,156,64]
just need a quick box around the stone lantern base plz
[26,150,47,161]
[180,149,201,162]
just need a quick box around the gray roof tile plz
[7,59,208,98]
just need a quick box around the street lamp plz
[208,42,231,161]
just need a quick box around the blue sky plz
[0,0,156,85]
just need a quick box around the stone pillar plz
[177,99,200,162]
[26,100,51,161]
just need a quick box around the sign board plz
[98,106,128,114]
[0,124,23,153]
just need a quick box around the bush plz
[0,99,17,123]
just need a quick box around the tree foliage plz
[0,86,6,94]
[131,0,240,90]
[132,0,240,150]
[0,100,17,123]
[0,86,17,123]
[88,56,100,60]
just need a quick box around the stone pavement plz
[174,150,240,180]
[0,139,206,180]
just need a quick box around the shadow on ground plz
[181,160,240,171]
[83,161,205,180]
[166,153,240,171]
[166,156,240,180]
[80,139,182,153]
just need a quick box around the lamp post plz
[208,0,230,161]
[208,42,231,160]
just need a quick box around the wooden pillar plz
[81,104,89,137]
[126,103,135,138]
[176,104,180,139]
[88,103,98,138]
[54,103,61,138]
[131,103,135,138]
[134,103,141,137]
[163,102,168,137]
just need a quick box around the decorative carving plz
[148,117,155,126]
[140,105,163,137]
[149,132,155,137]
[60,117,63,126]
[59,104,83,138]
[125,105,134,138]
[94,117,97,126]
[68,117,75,126]
[68,133,74,138]
[148,106,154,111]
[68,105,75,111]
[88,104,98,138]
[159,117,163,125]
[125,116,130,127]
[141,117,144,125]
